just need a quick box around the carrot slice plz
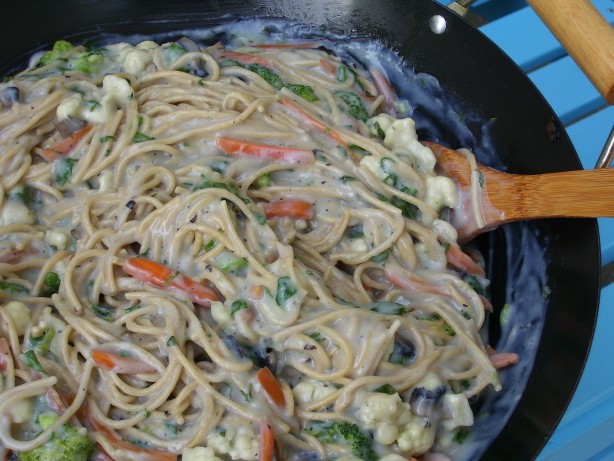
[369,67,398,116]
[251,42,318,49]
[122,258,218,306]
[446,245,486,277]
[385,267,449,297]
[256,367,286,407]
[320,58,337,74]
[216,136,314,165]
[220,50,273,66]
[489,352,519,369]
[39,125,92,162]
[88,413,177,461]
[259,418,276,461]
[279,98,360,163]
[91,349,157,374]
[262,200,315,220]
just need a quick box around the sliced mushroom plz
[0,86,20,107]
[54,116,86,138]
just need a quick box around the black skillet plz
[0,1,600,460]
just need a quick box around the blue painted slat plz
[479,0,614,73]
[528,56,607,124]
[538,283,614,461]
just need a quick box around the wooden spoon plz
[425,142,614,242]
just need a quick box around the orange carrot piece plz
[91,349,157,374]
[251,42,318,49]
[320,58,337,74]
[39,125,92,162]
[385,267,449,297]
[89,413,177,461]
[446,245,486,277]
[122,258,218,306]
[369,67,398,116]
[279,98,360,163]
[216,136,314,165]
[262,200,315,220]
[256,367,286,407]
[489,352,519,369]
[259,418,276,461]
[220,50,273,66]
[480,295,493,313]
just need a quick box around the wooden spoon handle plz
[526,0,614,103]
[489,168,614,224]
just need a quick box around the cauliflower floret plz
[431,219,458,243]
[425,176,458,212]
[441,393,474,431]
[3,301,30,335]
[207,417,259,460]
[292,379,338,407]
[359,392,404,426]
[385,118,437,173]
[45,229,70,250]
[182,446,223,461]
[396,413,437,456]
[0,201,35,226]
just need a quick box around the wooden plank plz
[479,0,614,73]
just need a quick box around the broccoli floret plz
[39,40,73,67]
[285,84,318,102]
[18,423,94,461]
[335,91,369,122]
[305,421,378,461]
[245,64,284,89]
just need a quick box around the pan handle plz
[526,0,614,105]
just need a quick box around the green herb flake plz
[340,175,358,183]
[21,350,47,374]
[370,251,388,264]
[99,135,114,143]
[167,336,178,347]
[143,408,151,418]
[55,157,78,186]
[90,304,112,321]
[373,383,396,394]
[204,240,217,252]
[0,280,28,294]
[337,65,347,82]
[125,304,142,313]
[241,383,253,402]
[285,83,318,102]
[453,427,469,444]
[307,332,325,343]
[230,299,248,316]
[275,276,297,305]
[29,328,56,354]
[254,212,266,225]
[84,99,101,111]
[373,121,386,140]
[346,226,364,239]
[133,132,154,143]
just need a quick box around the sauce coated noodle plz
[0,33,513,461]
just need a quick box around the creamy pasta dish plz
[0,31,517,461]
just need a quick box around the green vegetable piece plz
[463,274,485,296]
[245,64,284,89]
[500,303,512,325]
[337,65,347,82]
[336,91,369,122]
[369,302,407,315]
[275,276,297,305]
[219,254,248,273]
[29,328,56,354]
[20,350,46,374]
[231,299,248,316]
[17,422,94,461]
[453,427,469,444]
[370,251,388,263]
[340,175,358,183]
[285,84,318,102]
[255,173,271,187]
[74,52,103,74]
[254,212,266,225]
[55,157,78,186]
[373,121,386,139]
[373,383,396,394]
[90,304,112,321]
[99,135,114,143]
[125,303,142,313]
[192,175,241,197]
[0,280,28,294]
[133,132,153,143]
[167,336,178,346]
[346,225,364,239]
[241,383,253,402]
[38,411,60,430]
[165,42,188,64]
[43,271,61,295]
[311,421,378,461]
[209,160,228,174]
[39,40,73,67]
[204,240,217,252]
[390,195,418,219]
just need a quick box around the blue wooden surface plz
[438,1,614,459]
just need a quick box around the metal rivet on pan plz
[428,15,447,34]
